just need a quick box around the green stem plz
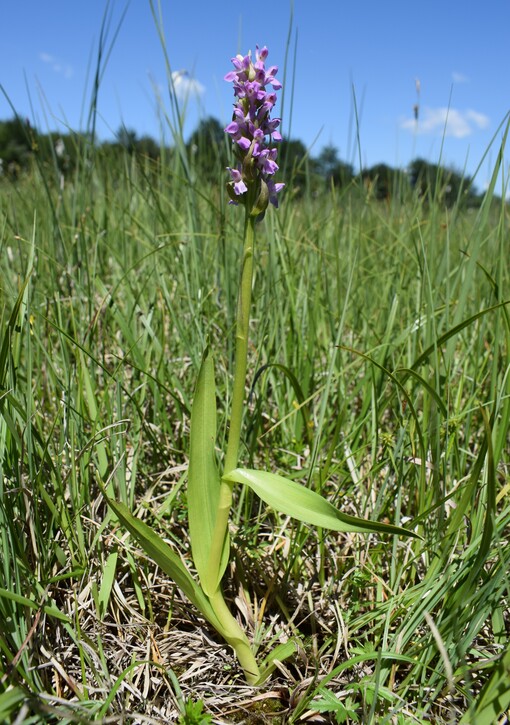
[209,589,260,684]
[207,210,256,577]
[224,210,256,473]
[205,207,259,683]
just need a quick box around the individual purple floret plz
[224,45,284,213]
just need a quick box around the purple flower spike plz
[224,45,284,214]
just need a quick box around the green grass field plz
[0,105,509,724]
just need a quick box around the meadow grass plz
[0,117,509,723]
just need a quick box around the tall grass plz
[0,63,509,724]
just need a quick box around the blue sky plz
[1,0,509,191]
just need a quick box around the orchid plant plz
[104,46,418,685]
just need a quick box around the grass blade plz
[97,550,118,618]
[459,646,510,724]
[0,588,70,622]
[257,640,298,684]
[0,687,26,721]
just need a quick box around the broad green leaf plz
[188,348,229,595]
[223,468,419,538]
[103,496,221,631]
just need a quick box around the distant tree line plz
[0,116,484,207]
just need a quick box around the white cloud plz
[452,71,469,83]
[465,109,490,129]
[39,52,73,79]
[171,70,204,100]
[401,107,490,138]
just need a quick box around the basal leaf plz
[188,348,229,595]
[104,496,221,631]
[223,468,419,538]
